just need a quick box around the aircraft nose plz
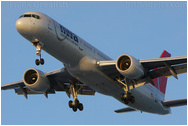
[15,18,29,34]
[16,17,42,37]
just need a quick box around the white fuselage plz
[16,11,171,115]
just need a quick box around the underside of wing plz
[1,68,95,98]
[97,56,187,80]
[1,80,24,90]
[139,56,187,70]
[149,64,187,79]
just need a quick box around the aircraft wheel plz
[40,58,44,65]
[78,103,83,111]
[120,93,125,101]
[75,99,79,107]
[35,59,40,66]
[130,96,135,103]
[69,100,73,108]
[124,98,129,104]
[72,105,77,112]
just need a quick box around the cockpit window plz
[19,14,40,19]
[24,14,31,17]
[19,15,23,18]
[32,14,40,19]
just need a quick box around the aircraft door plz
[47,19,53,32]
[78,39,84,52]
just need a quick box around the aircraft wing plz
[139,56,187,69]
[97,56,187,81]
[1,80,24,90]
[1,68,95,98]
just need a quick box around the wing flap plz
[140,56,187,69]
[149,64,187,79]
[77,90,95,95]
[15,88,55,95]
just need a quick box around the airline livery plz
[2,12,187,114]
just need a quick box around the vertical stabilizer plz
[153,50,171,95]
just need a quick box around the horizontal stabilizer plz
[114,107,137,113]
[162,99,187,107]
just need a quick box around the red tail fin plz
[153,50,171,95]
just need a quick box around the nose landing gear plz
[35,59,44,66]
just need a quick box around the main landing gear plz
[120,92,135,104]
[69,99,83,112]
[68,83,84,112]
[116,77,135,105]
[33,41,45,66]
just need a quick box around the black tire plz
[78,103,83,111]
[130,96,135,103]
[127,92,131,98]
[72,106,77,112]
[75,99,79,107]
[69,100,73,108]
[40,58,44,65]
[124,98,129,104]
[120,93,125,101]
[35,59,40,66]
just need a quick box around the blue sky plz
[1,1,187,125]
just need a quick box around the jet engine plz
[116,54,144,79]
[23,68,50,93]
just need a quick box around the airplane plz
[1,11,187,115]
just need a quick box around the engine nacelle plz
[116,54,144,79]
[23,68,50,93]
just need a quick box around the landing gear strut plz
[33,41,44,66]
[117,77,135,104]
[68,83,84,112]
[120,92,135,104]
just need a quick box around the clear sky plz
[1,1,187,125]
